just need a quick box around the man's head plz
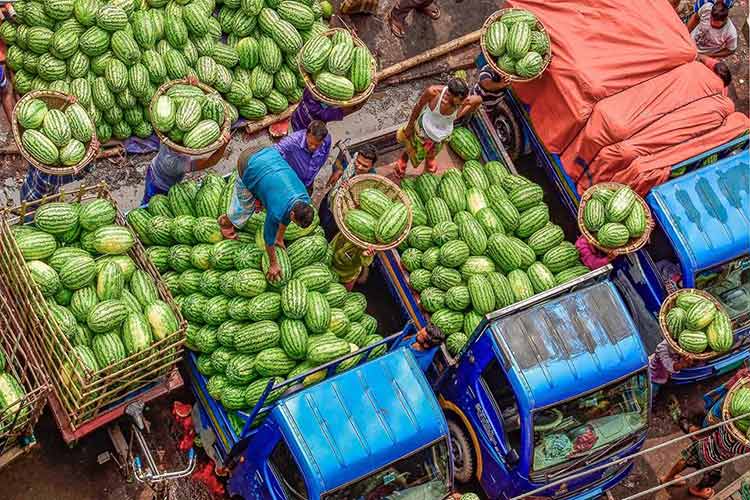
[416,323,447,349]
[305,120,328,152]
[290,201,314,228]
[354,144,378,174]
[446,77,469,106]
[714,61,732,86]
[710,1,729,28]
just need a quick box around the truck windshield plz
[532,371,649,472]
[323,439,451,500]
[696,256,749,328]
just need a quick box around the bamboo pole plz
[374,29,482,83]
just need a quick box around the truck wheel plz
[492,100,522,160]
[448,419,476,483]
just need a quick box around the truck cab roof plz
[491,280,648,409]
[647,151,749,286]
[272,348,448,494]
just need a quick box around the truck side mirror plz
[505,449,519,466]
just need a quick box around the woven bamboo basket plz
[11,90,100,176]
[659,288,732,361]
[0,184,186,429]
[577,182,654,256]
[480,8,552,83]
[149,79,231,156]
[0,275,49,456]
[298,28,377,107]
[723,376,750,447]
[332,173,412,251]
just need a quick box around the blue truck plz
[501,91,750,383]
[187,259,456,499]
[337,111,652,499]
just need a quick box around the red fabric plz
[575,236,611,270]
[506,0,697,153]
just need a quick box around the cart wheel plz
[448,419,476,483]
[492,100,522,160]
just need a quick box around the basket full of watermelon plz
[480,8,551,82]
[298,28,376,106]
[659,288,735,360]
[333,174,412,251]
[578,182,654,256]
[12,91,99,176]
[150,79,232,156]
[723,376,750,445]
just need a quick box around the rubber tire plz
[448,418,476,484]
[492,99,522,160]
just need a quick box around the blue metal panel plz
[273,348,448,494]
[491,281,648,409]
[646,151,750,284]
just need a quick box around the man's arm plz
[326,166,344,188]
[405,87,435,134]
[275,223,287,247]
[710,47,735,58]
[192,133,231,171]
[686,12,699,32]
[456,95,482,121]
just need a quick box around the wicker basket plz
[332,173,412,251]
[298,28,377,107]
[722,376,750,447]
[149,79,231,156]
[0,184,186,430]
[480,8,552,83]
[577,182,654,256]
[0,275,49,457]
[659,288,732,361]
[11,90,100,176]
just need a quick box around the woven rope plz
[332,173,412,251]
[11,90,100,176]
[149,79,231,156]
[298,28,377,107]
[723,376,750,446]
[659,288,731,361]
[577,182,655,256]
[480,8,552,83]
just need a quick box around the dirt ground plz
[1,0,749,498]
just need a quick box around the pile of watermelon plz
[16,97,95,168]
[729,384,750,437]
[398,128,590,355]
[344,186,409,246]
[152,83,227,151]
[483,9,549,79]
[127,173,386,416]
[300,29,374,102]
[0,0,331,143]
[582,185,648,250]
[0,348,28,434]
[664,291,733,355]
[11,199,180,396]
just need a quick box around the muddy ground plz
[1,0,749,498]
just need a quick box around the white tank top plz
[419,86,459,143]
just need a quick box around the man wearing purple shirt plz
[273,120,332,192]
[290,88,347,132]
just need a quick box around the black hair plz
[711,1,729,21]
[714,61,732,86]
[292,202,314,228]
[424,323,446,347]
[447,77,469,99]
[358,144,378,162]
[307,120,328,141]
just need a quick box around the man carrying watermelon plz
[220,147,315,282]
[273,120,332,193]
[395,78,481,177]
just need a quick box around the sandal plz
[388,12,406,38]
[419,3,441,20]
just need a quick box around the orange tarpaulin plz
[507,0,697,153]
[505,0,749,196]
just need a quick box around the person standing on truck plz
[659,424,750,499]
[330,233,376,290]
[273,120,332,194]
[395,78,481,177]
[688,1,738,58]
[471,53,512,109]
[219,147,315,282]
[648,340,694,398]
[319,144,379,239]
